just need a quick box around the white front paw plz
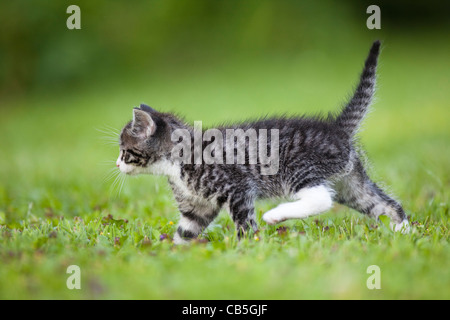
[173,233,190,245]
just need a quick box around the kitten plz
[116,40,410,244]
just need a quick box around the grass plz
[0,35,449,299]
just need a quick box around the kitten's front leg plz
[173,202,219,244]
[229,196,258,240]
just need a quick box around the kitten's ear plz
[131,108,156,138]
[139,104,155,113]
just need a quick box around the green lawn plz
[0,36,449,299]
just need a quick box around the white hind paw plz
[262,208,285,225]
[391,219,410,234]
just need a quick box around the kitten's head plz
[116,104,176,175]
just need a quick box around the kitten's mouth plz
[121,169,135,175]
[117,163,135,175]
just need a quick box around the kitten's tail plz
[336,40,381,138]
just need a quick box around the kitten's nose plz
[116,164,120,167]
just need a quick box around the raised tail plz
[336,40,381,137]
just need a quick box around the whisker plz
[96,124,120,135]
[96,129,118,137]
[109,171,122,198]
[96,133,119,142]
[97,135,119,141]
[98,160,117,166]
[96,124,127,199]
[98,139,119,147]
[95,125,121,147]
[102,167,119,184]
[98,135,119,142]
[118,173,127,197]
[102,124,121,133]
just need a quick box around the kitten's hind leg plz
[263,185,333,225]
[334,160,410,233]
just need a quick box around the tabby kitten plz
[116,40,409,244]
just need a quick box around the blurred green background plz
[0,1,449,299]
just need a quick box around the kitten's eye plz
[124,149,142,165]
[124,152,135,163]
